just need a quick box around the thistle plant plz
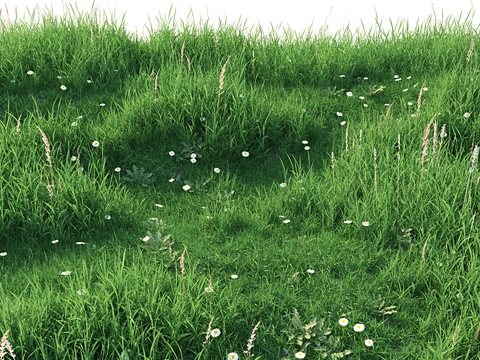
[121,165,155,188]
[280,309,349,359]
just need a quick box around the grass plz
[0,0,480,359]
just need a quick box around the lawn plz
[0,1,480,359]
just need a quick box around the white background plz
[1,0,478,43]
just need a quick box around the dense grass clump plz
[1,1,480,359]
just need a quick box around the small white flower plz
[283,219,290,223]
[231,274,238,279]
[191,158,197,163]
[52,240,59,244]
[142,236,150,242]
[105,215,111,220]
[307,269,314,274]
[169,178,175,182]
[336,112,343,116]
[183,185,191,191]
[304,146,310,150]
[191,153,196,158]
[169,151,175,156]
[302,140,308,144]
[76,242,85,245]
[280,183,286,188]
[214,168,220,173]
[354,323,365,332]
[242,151,249,157]
[60,85,67,90]
[71,156,77,162]
[365,339,374,347]
[61,271,71,275]
[227,353,239,360]
[339,318,349,326]
[156,204,163,208]
[295,352,306,359]
[115,167,121,172]
[344,220,353,224]
[362,221,370,226]
[210,329,221,337]
[92,141,99,147]
[71,122,78,126]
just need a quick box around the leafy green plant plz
[177,137,206,162]
[138,218,180,268]
[280,309,351,359]
[121,165,155,188]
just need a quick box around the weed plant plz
[0,1,480,359]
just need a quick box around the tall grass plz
[0,0,480,359]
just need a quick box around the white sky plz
[1,0,478,44]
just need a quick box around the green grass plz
[0,1,480,359]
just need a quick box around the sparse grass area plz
[1,1,480,359]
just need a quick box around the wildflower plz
[71,156,76,162]
[115,167,121,172]
[464,112,471,118]
[295,352,306,359]
[346,92,353,96]
[169,178,175,182]
[71,122,78,126]
[61,271,71,275]
[280,183,286,187]
[354,323,365,332]
[337,112,343,116]
[242,151,249,157]
[205,287,213,292]
[52,240,59,243]
[362,221,370,226]
[307,269,315,274]
[302,140,308,144]
[0,252,6,256]
[211,329,221,337]
[183,185,191,191]
[304,146,310,150]
[77,289,86,295]
[156,204,163,208]
[92,141,99,147]
[214,168,220,173]
[228,353,239,360]
[344,220,353,224]
[231,274,238,279]
[105,215,111,220]
[76,242,85,245]
[341,121,346,125]
[191,158,197,163]
[169,151,175,156]
[365,339,374,347]
[27,70,34,75]
[339,318,349,326]
[120,350,130,360]
[100,103,105,106]
[457,293,462,298]
[60,85,67,90]
[191,153,196,158]
[283,219,290,223]
[142,236,149,242]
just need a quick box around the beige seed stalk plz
[216,55,232,117]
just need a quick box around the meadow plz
[0,1,480,359]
